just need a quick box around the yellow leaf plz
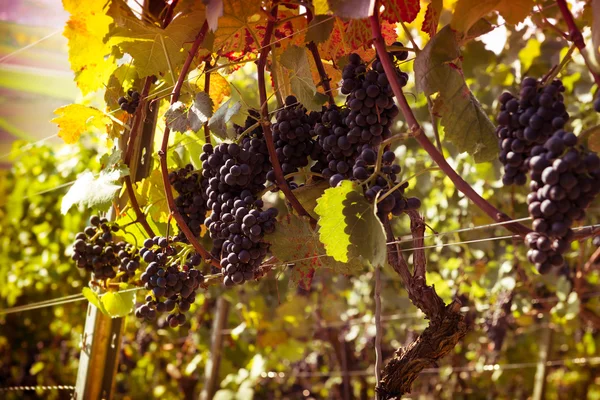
[451,0,533,33]
[193,71,231,106]
[518,38,540,72]
[63,0,116,94]
[495,0,534,25]
[51,104,111,144]
[313,0,331,15]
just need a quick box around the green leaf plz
[280,46,324,111]
[414,25,497,162]
[100,149,130,179]
[314,180,386,266]
[265,213,364,288]
[82,287,107,313]
[188,92,214,132]
[306,15,334,44]
[293,180,329,220]
[208,99,243,139]
[518,38,540,72]
[101,290,135,318]
[61,171,122,214]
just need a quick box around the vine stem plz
[305,10,335,104]
[124,176,155,237]
[555,0,600,87]
[203,59,212,144]
[257,5,315,223]
[158,20,220,268]
[369,13,531,237]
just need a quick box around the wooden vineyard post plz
[200,298,230,400]
[74,304,125,400]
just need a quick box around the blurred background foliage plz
[1,0,600,399]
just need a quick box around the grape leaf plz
[52,104,111,144]
[306,15,335,44]
[63,0,116,94]
[314,180,387,267]
[136,169,172,223]
[101,291,135,318]
[82,288,107,314]
[319,18,397,61]
[586,126,600,152]
[293,181,330,220]
[212,0,264,56]
[414,25,497,162]
[280,45,325,111]
[61,171,122,214]
[193,70,231,106]
[188,92,214,132]
[265,213,364,289]
[208,99,243,139]
[99,149,130,179]
[421,0,442,36]
[450,0,534,34]
[108,1,207,78]
[381,0,421,24]
[165,102,189,133]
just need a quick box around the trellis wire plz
[0,30,62,64]
[259,356,600,379]
[0,385,75,392]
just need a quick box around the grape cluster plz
[351,147,420,215]
[118,89,140,114]
[71,215,138,280]
[496,78,569,185]
[200,140,278,286]
[169,164,209,241]
[316,53,402,184]
[267,96,320,181]
[136,236,204,327]
[525,130,600,273]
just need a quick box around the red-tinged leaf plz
[213,0,265,56]
[319,17,396,61]
[381,0,421,24]
[421,0,443,37]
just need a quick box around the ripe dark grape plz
[136,238,204,327]
[268,96,318,183]
[200,117,278,285]
[118,89,140,114]
[525,130,600,273]
[390,41,408,62]
[169,164,209,241]
[496,78,569,185]
[71,216,138,281]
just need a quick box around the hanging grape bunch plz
[169,164,209,241]
[200,140,277,286]
[267,95,318,183]
[525,129,600,273]
[136,236,204,327]
[71,215,140,281]
[118,88,141,114]
[316,52,402,184]
[496,78,569,185]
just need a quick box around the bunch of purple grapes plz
[496,78,569,185]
